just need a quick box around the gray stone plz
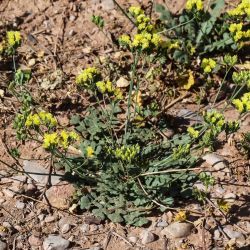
[23,160,62,185]
[80,224,89,233]
[2,222,12,230]
[140,230,155,244]
[0,241,7,250]
[223,227,244,240]
[15,200,25,210]
[43,235,70,250]
[38,214,45,221]
[215,187,225,195]
[68,29,76,37]
[213,229,220,240]
[224,193,237,202]
[161,222,193,239]
[128,236,138,243]
[28,235,42,247]
[202,153,227,170]
[90,224,98,232]
[157,220,168,227]
[61,224,71,234]
[44,215,56,223]
[177,109,203,124]
[101,0,115,10]
[88,247,101,250]
[69,15,76,21]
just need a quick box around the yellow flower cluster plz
[232,92,250,113]
[86,146,94,158]
[232,70,250,88]
[96,80,123,100]
[228,0,250,17]
[129,6,153,32]
[43,130,79,149]
[114,144,140,162]
[187,126,199,138]
[201,58,216,73]
[217,199,231,213]
[119,32,162,51]
[229,22,250,41]
[174,210,187,222]
[7,31,21,47]
[25,111,57,128]
[76,67,99,86]
[204,110,225,128]
[186,0,203,11]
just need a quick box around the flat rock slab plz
[43,235,70,250]
[161,222,193,239]
[23,160,63,185]
[44,181,75,209]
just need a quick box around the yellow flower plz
[96,81,106,93]
[201,58,216,73]
[151,34,162,47]
[174,210,187,222]
[129,6,143,17]
[114,88,123,100]
[43,132,59,149]
[118,34,131,47]
[76,67,99,86]
[233,92,250,113]
[183,70,195,90]
[7,31,21,47]
[228,0,250,17]
[105,80,114,93]
[186,0,203,11]
[187,126,199,138]
[86,146,94,158]
[217,199,231,213]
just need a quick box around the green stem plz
[212,65,232,107]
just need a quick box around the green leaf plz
[155,4,172,21]
[80,196,91,209]
[70,115,81,125]
[107,212,124,223]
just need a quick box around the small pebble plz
[157,220,168,227]
[44,215,56,223]
[213,229,220,240]
[68,29,76,36]
[140,230,155,244]
[89,224,98,232]
[80,224,89,233]
[61,224,71,234]
[28,58,36,67]
[28,235,43,247]
[128,236,138,244]
[224,193,237,202]
[69,15,76,21]
[15,200,25,210]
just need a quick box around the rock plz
[213,229,220,240]
[28,235,42,247]
[1,175,27,185]
[224,193,237,202]
[101,0,115,10]
[61,224,71,234]
[223,227,244,240]
[177,109,203,124]
[2,222,12,230]
[0,198,5,204]
[69,15,76,21]
[161,222,193,239]
[0,241,7,250]
[157,220,168,227]
[26,183,37,192]
[128,236,138,244]
[88,247,101,250]
[15,200,25,210]
[44,215,56,223]
[202,153,227,170]
[116,77,129,88]
[44,182,75,209]
[80,224,89,233]
[28,58,36,67]
[23,160,63,185]
[193,181,207,192]
[2,188,15,198]
[68,29,76,37]
[38,214,45,221]
[140,230,155,244]
[43,235,70,250]
[89,224,98,232]
[215,187,225,195]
